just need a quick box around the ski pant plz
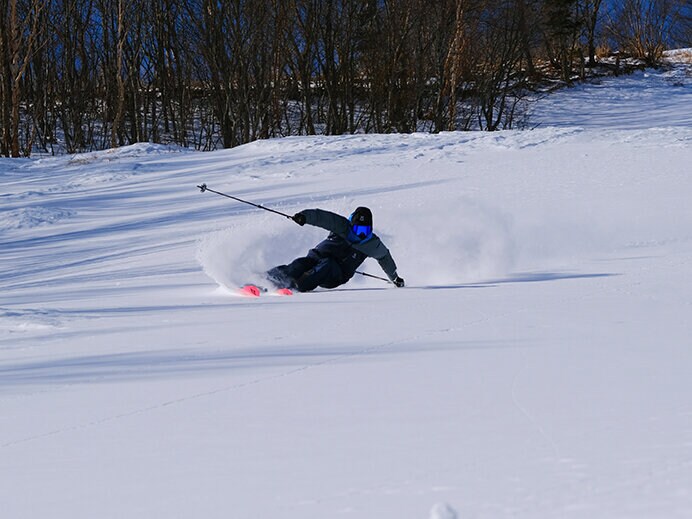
[267,252,346,292]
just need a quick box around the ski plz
[239,284,293,297]
[239,284,262,297]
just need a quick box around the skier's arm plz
[363,238,403,286]
[375,247,397,280]
[295,209,351,235]
[378,254,405,287]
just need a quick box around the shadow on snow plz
[0,337,520,387]
[420,270,618,290]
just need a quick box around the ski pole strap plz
[197,184,292,219]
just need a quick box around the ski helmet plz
[349,207,373,240]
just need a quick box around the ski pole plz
[356,270,393,284]
[197,183,292,220]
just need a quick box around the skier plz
[267,206,405,292]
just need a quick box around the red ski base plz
[238,285,293,297]
[239,285,262,297]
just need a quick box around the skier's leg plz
[294,258,343,292]
[267,256,317,288]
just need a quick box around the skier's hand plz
[292,212,306,226]
[393,276,405,288]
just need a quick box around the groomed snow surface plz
[1,59,691,518]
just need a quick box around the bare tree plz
[581,0,603,66]
[541,0,581,82]
[515,0,540,79]
[443,0,473,131]
[47,0,99,153]
[0,0,46,156]
[111,0,127,147]
[609,0,687,65]
[473,0,526,130]
[285,0,320,135]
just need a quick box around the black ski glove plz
[292,212,306,226]
[392,276,405,288]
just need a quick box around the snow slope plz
[529,52,692,129]
[1,61,691,519]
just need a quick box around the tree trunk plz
[112,0,127,148]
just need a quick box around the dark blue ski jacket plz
[298,209,399,283]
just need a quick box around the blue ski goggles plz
[351,224,372,239]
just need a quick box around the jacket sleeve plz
[299,209,351,236]
[354,234,398,281]
[368,239,398,280]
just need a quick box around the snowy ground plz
[529,52,692,130]
[1,59,691,518]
